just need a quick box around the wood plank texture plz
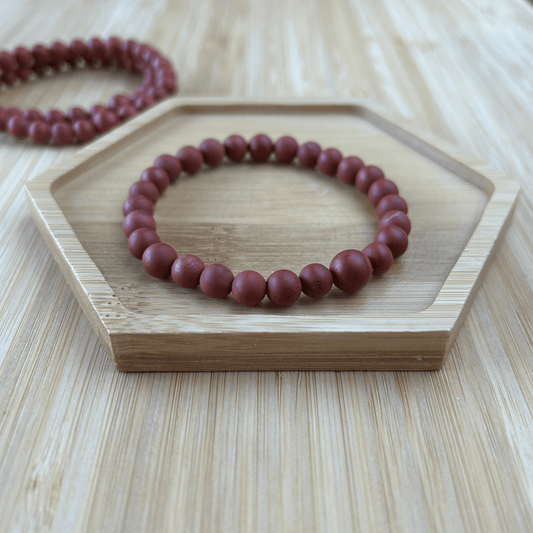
[1,0,533,530]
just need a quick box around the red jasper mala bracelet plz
[0,37,177,144]
[123,134,411,307]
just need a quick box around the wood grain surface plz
[1,0,533,531]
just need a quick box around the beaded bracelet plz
[123,135,411,307]
[0,37,177,144]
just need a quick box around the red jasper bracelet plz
[123,135,411,307]
[0,37,177,144]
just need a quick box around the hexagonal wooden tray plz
[25,98,518,371]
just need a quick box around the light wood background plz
[1,0,532,531]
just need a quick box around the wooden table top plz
[1,0,532,531]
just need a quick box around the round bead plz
[116,104,137,121]
[123,195,154,216]
[200,264,234,298]
[224,134,247,162]
[89,104,107,117]
[0,107,21,130]
[44,109,66,124]
[69,39,89,62]
[171,254,205,288]
[232,271,266,306]
[86,38,107,62]
[355,166,385,194]
[374,226,408,258]
[297,141,321,168]
[199,138,225,167]
[249,134,273,163]
[49,41,70,65]
[154,154,182,182]
[0,51,18,72]
[368,179,399,207]
[15,68,31,82]
[23,109,44,122]
[299,263,333,298]
[376,195,408,218]
[317,148,343,176]
[13,47,33,68]
[7,116,28,138]
[274,136,298,164]
[72,120,96,143]
[337,156,364,185]
[329,250,372,293]
[141,167,170,194]
[106,37,122,60]
[51,123,74,145]
[67,107,88,122]
[92,109,119,133]
[266,270,301,306]
[129,180,159,204]
[28,121,51,144]
[378,210,411,235]
[133,93,155,111]
[128,228,161,259]
[31,44,52,66]
[107,94,130,110]
[123,210,157,237]
[362,243,394,276]
[142,243,177,278]
[177,146,204,174]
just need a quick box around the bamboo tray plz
[25,98,519,371]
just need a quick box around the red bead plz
[266,270,301,306]
[89,104,107,117]
[0,51,18,72]
[107,94,130,110]
[177,146,204,174]
[129,180,159,204]
[329,250,372,293]
[362,243,394,276]
[28,121,51,144]
[171,254,205,288]
[249,134,273,163]
[44,109,67,124]
[154,154,182,183]
[232,271,266,306]
[15,68,31,82]
[317,148,343,175]
[368,179,399,207]
[144,85,167,101]
[141,167,170,194]
[297,141,321,168]
[49,41,70,65]
[355,166,384,194]
[133,93,155,111]
[378,210,411,236]
[123,195,154,216]
[92,109,119,133]
[376,195,408,218]
[7,116,28,138]
[86,38,107,61]
[0,107,21,130]
[299,263,333,298]
[72,120,96,143]
[224,135,247,162]
[123,210,157,237]
[116,104,137,121]
[67,107,88,122]
[199,138,225,167]
[51,123,74,145]
[337,156,364,185]
[31,44,52,66]
[374,226,408,258]
[22,109,44,122]
[274,136,298,164]
[142,243,177,278]
[2,72,17,84]
[69,39,91,63]
[106,37,122,60]
[200,264,234,298]
[13,47,33,68]
[128,228,161,259]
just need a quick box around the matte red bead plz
[200,264,234,298]
[92,109,119,132]
[106,37,122,60]
[44,109,67,124]
[66,107,88,122]
[133,93,155,111]
[129,180,159,204]
[374,226,408,258]
[22,109,44,122]
[224,135,247,162]
[297,142,322,168]
[2,72,18,84]
[249,134,273,163]
[275,136,298,164]
[13,47,33,68]
[154,154,182,183]
[123,195,154,216]
[128,228,161,259]
[355,166,385,194]
[177,146,204,174]
[123,210,157,237]
[15,68,31,82]
[51,123,74,145]
[107,94,130,110]
[376,195,408,218]
[28,121,51,144]
[266,270,301,306]
[142,243,177,278]
[317,148,343,176]
[31,44,52,66]
[7,116,28,138]
[368,179,399,207]
[69,39,91,63]
[232,270,266,306]
[144,85,167,101]
[378,210,411,236]
[116,104,137,121]
[337,156,364,185]
[199,138,225,167]
[362,243,394,276]
[0,51,18,72]
[86,38,107,61]
[329,250,372,293]
[141,167,170,194]
[0,107,21,130]
[171,254,205,288]
[89,104,107,117]
[299,263,333,298]
[72,120,96,143]
[49,41,70,65]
